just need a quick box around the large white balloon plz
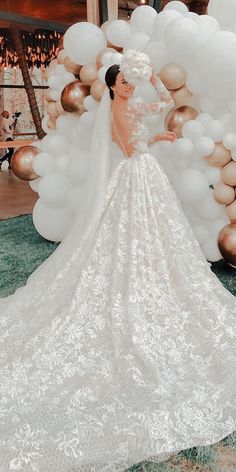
[152,10,182,41]
[208,0,236,33]
[130,5,157,35]
[64,22,107,65]
[175,169,209,204]
[163,1,189,14]
[106,20,130,47]
[33,199,71,242]
[32,152,55,177]
[38,173,70,206]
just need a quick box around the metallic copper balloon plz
[218,222,236,268]
[165,105,198,138]
[11,146,39,181]
[61,80,89,114]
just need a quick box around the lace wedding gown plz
[0,85,236,472]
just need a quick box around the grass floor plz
[0,214,235,471]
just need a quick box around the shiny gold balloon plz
[90,79,106,102]
[221,160,236,185]
[160,63,186,90]
[61,80,89,113]
[218,222,236,267]
[96,47,117,69]
[11,146,39,181]
[80,63,98,85]
[63,56,82,75]
[170,85,193,107]
[225,199,236,222]
[206,142,232,167]
[165,105,198,138]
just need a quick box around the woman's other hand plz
[149,132,177,146]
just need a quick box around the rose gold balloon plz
[11,146,39,181]
[165,105,198,138]
[160,63,187,90]
[80,63,98,85]
[46,101,59,118]
[218,222,236,267]
[61,80,89,113]
[225,199,236,222]
[221,160,236,185]
[90,79,106,102]
[206,142,232,168]
[96,47,117,69]
[57,49,66,64]
[63,56,82,75]
[213,182,235,205]
[171,85,192,107]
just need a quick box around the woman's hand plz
[150,71,159,87]
[149,132,177,146]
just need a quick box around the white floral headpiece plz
[120,49,152,84]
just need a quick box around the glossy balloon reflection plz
[165,105,199,138]
[61,80,90,114]
[218,222,236,268]
[11,146,39,181]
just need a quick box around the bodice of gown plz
[112,76,174,158]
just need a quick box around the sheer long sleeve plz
[127,76,174,118]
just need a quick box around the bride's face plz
[112,72,135,99]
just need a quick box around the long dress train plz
[0,146,235,471]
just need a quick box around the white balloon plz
[33,199,71,242]
[106,20,130,47]
[208,0,236,33]
[175,169,209,204]
[199,96,216,114]
[133,82,157,103]
[67,186,84,213]
[163,1,188,14]
[193,225,210,245]
[123,33,150,53]
[185,70,204,95]
[144,41,169,72]
[196,113,213,127]
[83,95,98,111]
[201,238,222,262]
[98,66,107,84]
[196,15,220,43]
[29,177,41,193]
[32,152,55,177]
[164,18,198,55]
[173,138,194,159]
[152,10,182,41]
[38,173,70,206]
[205,120,226,142]
[130,5,157,35]
[223,132,236,150]
[204,166,221,185]
[56,154,70,174]
[195,137,215,157]
[64,22,107,65]
[56,115,78,136]
[45,135,69,156]
[194,190,222,220]
[79,111,95,129]
[182,120,205,143]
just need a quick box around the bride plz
[0,50,235,472]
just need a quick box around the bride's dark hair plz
[105,64,120,100]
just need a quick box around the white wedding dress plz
[0,85,236,472]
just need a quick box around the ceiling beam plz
[0,10,68,32]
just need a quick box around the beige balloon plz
[96,47,117,69]
[80,63,98,85]
[218,222,236,266]
[160,63,187,90]
[213,182,235,205]
[221,160,236,185]
[11,146,39,181]
[46,101,59,118]
[57,49,67,64]
[64,56,82,75]
[47,116,57,130]
[90,79,106,102]
[225,199,236,222]
[206,142,232,167]
[55,98,65,115]
[44,88,55,102]
[170,85,192,107]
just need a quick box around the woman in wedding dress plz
[0,51,236,472]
